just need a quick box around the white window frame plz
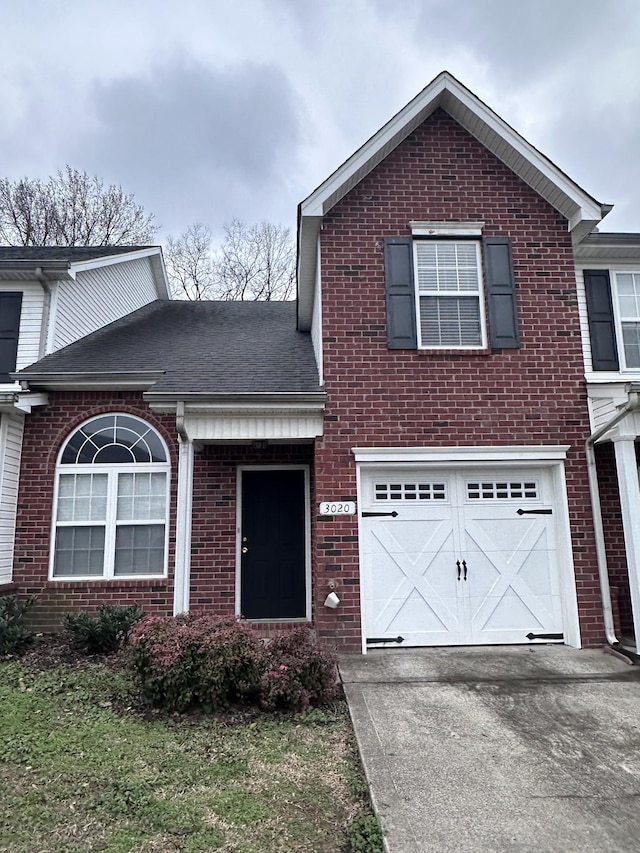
[49,415,170,581]
[611,270,640,372]
[412,239,488,350]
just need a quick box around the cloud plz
[73,58,304,236]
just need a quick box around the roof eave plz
[15,370,165,391]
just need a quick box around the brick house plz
[11,72,639,653]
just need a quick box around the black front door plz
[240,469,306,619]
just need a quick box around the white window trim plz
[611,269,640,372]
[49,415,170,582]
[412,239,488,350]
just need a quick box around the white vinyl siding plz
[414,241,485,348]
[0,413,24,583]
[51,258,157,350]
[0,283,45,374]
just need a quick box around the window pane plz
[53,526,105,576]
[416,241,480,294]
[420,296,482,346]
[114,525,165,575]
[57,473,108,522]
[117,472,166,520]
[617,273,640,320]
[622,322,640,368]
[60,415,167,466]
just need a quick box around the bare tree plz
[165,218,296,301]
[164,222,216,300]
[0,166,157,246]
[215,219,295,301]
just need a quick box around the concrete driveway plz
[339,646,640,853]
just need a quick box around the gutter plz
[586,383,640,654]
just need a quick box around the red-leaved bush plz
[128,617,338,714]
[259,628,338,712]
[128,614,266,712]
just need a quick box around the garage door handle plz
[362,511,399,518]
[462,560,467,581]
[456,560,461,581]
[517,508,552,515]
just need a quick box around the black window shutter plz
[584,269,619,371]
[384,237,417,349]
[0,292,22,382]
[483,237,519,349]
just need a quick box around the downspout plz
[34,267,52,359]
[174,401,194,615]
[586,385,640,650]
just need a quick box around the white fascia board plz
[352,445,570,464]
[69,247,163,274]
[145,392,326,412]
[17,371,164,391]
[14,392,48,413]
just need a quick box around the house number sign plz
[319,501,356,516]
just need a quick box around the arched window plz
[52,415,170,579]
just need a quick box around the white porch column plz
[173,434,194,615]
[612,436,640,644]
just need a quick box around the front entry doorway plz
[239,468,308,619]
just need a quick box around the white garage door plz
[361,467,564,647]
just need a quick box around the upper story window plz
[414,241,485,348]
[384,228,519,352]
[614,272,640,368]
[0,292,23,382]
[584,268,640,373]
[52,414,170,580]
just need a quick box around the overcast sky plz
[1,0,639,242]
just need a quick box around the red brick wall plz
[313,109,604,648]
[14,394,318,636]
[14,392,178,633]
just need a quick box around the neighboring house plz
[10,72,639,653]
[0,246,169,591]
[574,234,640,647]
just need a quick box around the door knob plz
[242,546,248,554]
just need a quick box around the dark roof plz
[19,300,322,395]
[582,233,640,246]
[0,246,156,263]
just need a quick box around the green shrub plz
[128,614,266,712]
[0,595,36,655]
[259,628,338,712]
[348,812,384,853]
[64,604,144,654]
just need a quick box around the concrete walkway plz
[339,646,640,853]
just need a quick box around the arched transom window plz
[52,414,170,580]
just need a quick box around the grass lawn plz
[0,645,379,853]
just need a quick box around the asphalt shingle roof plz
[20,300,322,395]
[0,246,155,262]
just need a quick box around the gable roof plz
[17,299,322,399]
[0,245,169,296]
[297,70,610,330]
